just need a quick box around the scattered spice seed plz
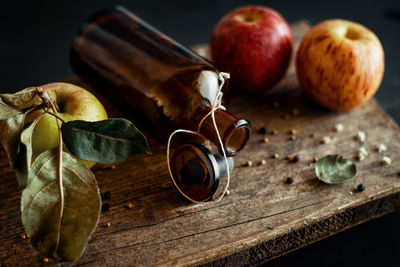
[111,165,116,170]
[106,222,111,227]
[102,191,111,200]
[273,101,280,108]
[126,203,133,209]
[259,159,266,166]
[101,203,110,213]
[321,136,332,144]
[357,130,366,143]
[258,126,268,134]
[289,128,297,135]
[286,155,293,160]
[21,234,26,240]
[179,220,183,225]
[225,190,231,196]
[334,123,344,132]
[272,153,279,159]
[357,184,365,192]
[245,161,253,167]
[377,144,387,153]
[356,152,366,161]
[262,137,270,143]
[382,156,392,165]
[43,258,49,263]
[26,233,29,239]
[268,226,274,230]
[292,155,300,163]
[312,157,318,163]
[271,129,278,135]
[286,177,294,184]
[289,135,296,141]
[292,109,299,116]
[348,191,354,196]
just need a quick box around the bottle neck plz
[198,108,250,156]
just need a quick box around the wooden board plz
[1,21,400,266]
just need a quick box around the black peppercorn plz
[357,184,365,192]
[102,203,110,212]
[286,177,294,184]
[258,126,268,134]
[102,191,111,200]
[292,155,300,163]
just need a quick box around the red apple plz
[296,19,385,111]
[210,6,293,92]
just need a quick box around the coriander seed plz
[259,159,266,166]
[106,222,111,227]
[245,161,253,167]
[272,129,278,135]
[21,234,26,240]
[262,137,270,143]
[272,153,279,159]
[43,258,49,263]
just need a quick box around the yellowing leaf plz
[21,149,101,262]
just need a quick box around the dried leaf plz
[0,87,41,110]
[0,98,21,120]
[21,149,101,262]
[61,118,151,164]
[0,113,25,167]
[315,154,356,184]
[20,114,44,170]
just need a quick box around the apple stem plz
[36,87,65,251]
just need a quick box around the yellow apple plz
[296,19,384,111]
[26,82,108,168]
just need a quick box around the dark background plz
[1,0,399,266]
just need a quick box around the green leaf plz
[61,118,151,164]
[21,149,101,262]
[0,98,21,120]
[0,113,25,167]
[0,87,41,110]
[315,154,356,184]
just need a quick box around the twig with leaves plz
[0,85,151,263]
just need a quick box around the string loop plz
[166,72,231,203]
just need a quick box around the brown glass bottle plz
[71,6,250,156]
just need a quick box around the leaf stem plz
[43,110,66,123]
[36,86,64,255]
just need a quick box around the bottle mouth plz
[169,143,220,202]
[223,119,251,156]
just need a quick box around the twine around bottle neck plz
[166,72,231,203]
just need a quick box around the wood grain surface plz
[1,21,400,267]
